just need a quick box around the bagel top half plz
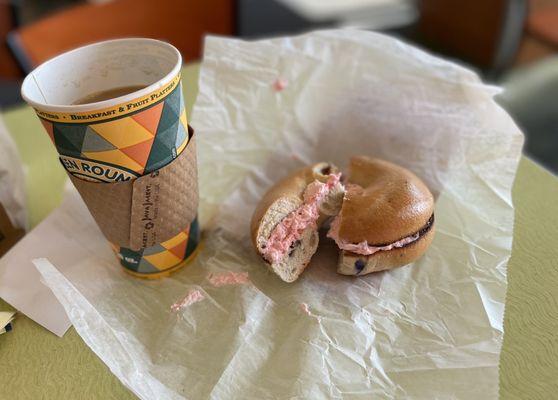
[336,156,434,246]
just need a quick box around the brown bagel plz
[331,156,435,275]
[250,162,344,282]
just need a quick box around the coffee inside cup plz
[21,38,180,109]
[72,85,146,105]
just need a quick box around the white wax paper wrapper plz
[36,30,523,399]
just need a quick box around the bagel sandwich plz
[250,163,346,282]
[250,157,435,281]
[327,156,435,275]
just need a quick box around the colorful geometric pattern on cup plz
[112,217,200,277]
[37,75,188,182]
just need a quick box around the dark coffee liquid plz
[72,85,145,104]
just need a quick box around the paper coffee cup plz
[22,38,200,277]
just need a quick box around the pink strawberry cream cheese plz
[262,174,341,264]
[327,215,419,255]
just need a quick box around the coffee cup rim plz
[21,38,182,113]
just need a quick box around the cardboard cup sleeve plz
[69,127,199,276]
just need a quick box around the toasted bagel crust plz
[337,156,434,245]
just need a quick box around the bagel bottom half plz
[336,216,435,275]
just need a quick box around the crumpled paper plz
[0,116,26,231]
[36,30,523,399]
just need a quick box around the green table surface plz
[1,63,557,400]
